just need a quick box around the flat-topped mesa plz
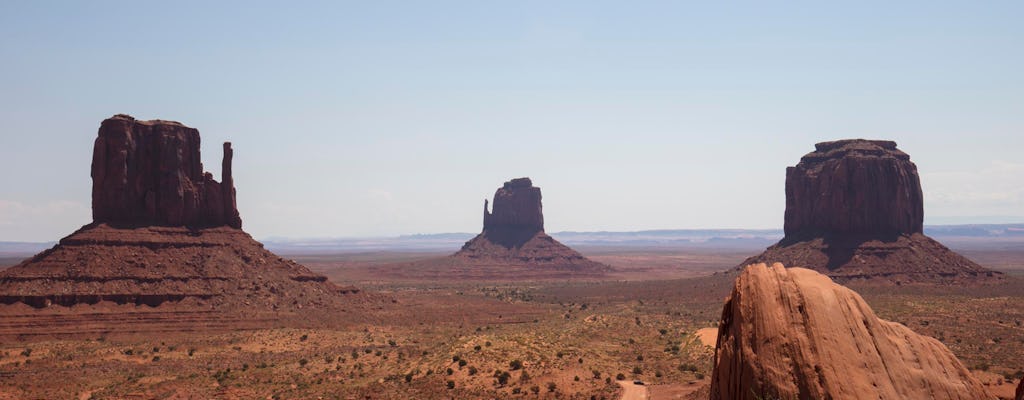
[91,114,242,229]
[741,139,1000,284]
[784,138,923,238]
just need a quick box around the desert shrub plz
[520,370,531,382]
[574,376,580,381]
[655,371,662,378]
[636,354,644,361]
[300,334,308,342]
[616,373,626,380]
[547,382,557,392]
[446,368,454,375]
[530,385,540,394]
[592,370,601,379]
[404,373,413,383]
[473,345,482,351]
[299,358,309,367]
[485,341,492,347]
[452,355,460,362]
[497,371,512,385]
[446,380,455,389]
[633,366,643,375]
[659,328,668,335]
[509,359,523,370]
[20,348,31,357]
[468,366,478,376]
[458,359,467,367]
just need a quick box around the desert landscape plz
[2,3,1023,400]
[0,118,1021,399]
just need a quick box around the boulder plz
[710,263,992,400]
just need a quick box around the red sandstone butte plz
[91,114,241,228]
[741,139,1000,284]
[0,115,356,315]
[452,177,609,273]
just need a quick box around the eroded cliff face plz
[0,115,354,312]
[91,114,241,229]
[711,263,992,400]
[479,177,545,247]
[742,139,999,284]
[784,139,923,237]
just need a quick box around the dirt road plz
[617,380,648,400]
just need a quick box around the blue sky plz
[1,1,1022,241]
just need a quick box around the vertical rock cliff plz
[0,115,353,315]
[91,114,241,228]
[742,139,999,284]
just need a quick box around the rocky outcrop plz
[0,115,354,312]
[451,178,609,275]
[784,140,922,237]
[91,114,241,228]
[742,139,1000,284]
[710,263,992,400]
[484,177,544,233]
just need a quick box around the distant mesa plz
[451,177,609,274]
[741,139,1001,284]
[710,263,992,400]
[0,115,357,316]
[371,177,611,281]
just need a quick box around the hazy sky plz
[1,1,1022,241]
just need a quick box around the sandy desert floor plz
[0,248,1022,399]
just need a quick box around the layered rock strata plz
[0,115,353,311]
